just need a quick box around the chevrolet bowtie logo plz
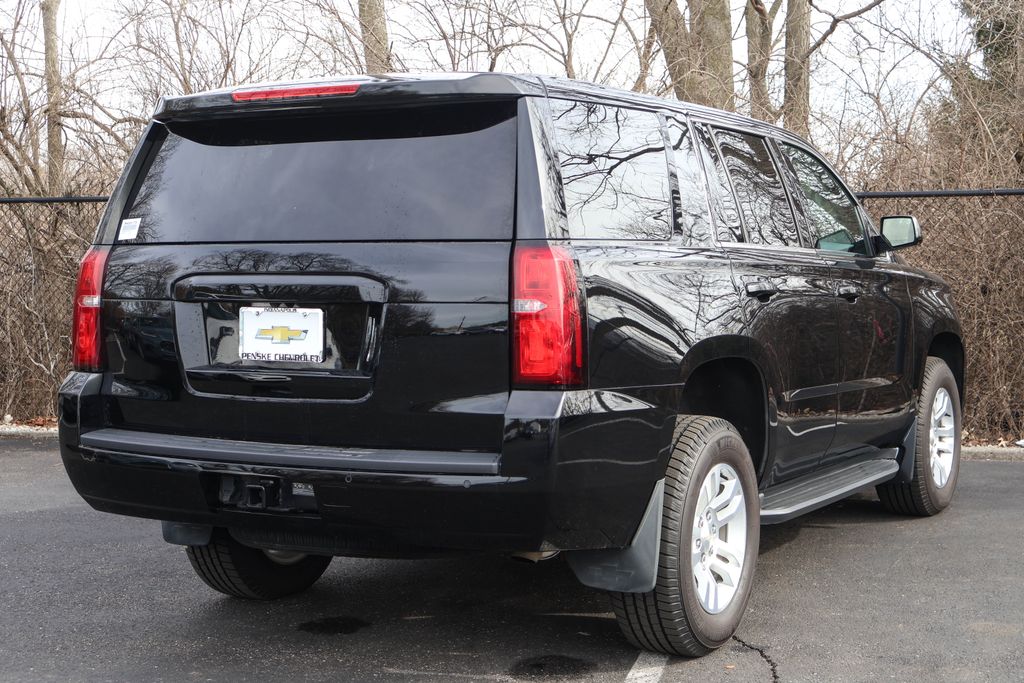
[255,326,308,344]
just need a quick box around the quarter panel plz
[575,242,743,391]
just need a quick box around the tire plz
[877,356,962,516]
[610,416,760,657]
[186,529,332,600]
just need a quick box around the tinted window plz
[550,100,671,240]
[780,143,867,254]
[666,117,712,246]
[123,102,517,242]
[715,130,797,247]
[693,124,742,242]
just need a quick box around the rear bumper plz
[59,372,676,554]
[61,445,535,553]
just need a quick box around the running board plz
[760,454,899,524]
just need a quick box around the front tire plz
[611,416,760,656]
[186,529,332,600]
[877,356,962,516]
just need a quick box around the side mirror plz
[879,215,922,251]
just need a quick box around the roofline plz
[535,75,813,148]
[150,71,812,148]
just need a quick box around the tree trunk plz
[358,0,392,73]
[644,0,698,102]
[40,0,63,195]
[783,0,811,137]
[746,0,775,122]
[691,0,735,111]
[645,0,734,110]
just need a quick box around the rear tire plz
[186,529,332,599]
[877,356,961,516]
[610,416,760,656]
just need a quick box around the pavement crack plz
[732,636,780,682]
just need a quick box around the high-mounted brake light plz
[72,246,109,372]
[231,83,361,102]
[512,244,585,386]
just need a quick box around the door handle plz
[744,282,779,301]
[838,285,862,302]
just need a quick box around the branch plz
[805,0,885,59]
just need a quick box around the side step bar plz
[760,453,899,524]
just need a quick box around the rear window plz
[122,102,517,243]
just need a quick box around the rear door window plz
[121,102,517,243]
[549,100,671,240]
[714,129,798,247]
[692,123,742,243]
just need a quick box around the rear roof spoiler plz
[153,72,547,122]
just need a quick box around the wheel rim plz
[929,387,957,488]
[690,463,747,615]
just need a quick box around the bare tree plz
[644,0,698,100]
[289,1,369,74]
[113,0,293,102]
[745,0,782,121]
[645,0,734,109]
[395,0,521,72]
[783,0,886,137]
[40,0,63,194]
[359,0,392,72]
[386,0,655,91]
[515,0,649,84]
[782,0,811,136]
[627,19,660,92]
[692,0,734,110]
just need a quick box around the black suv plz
[59,73,964,656]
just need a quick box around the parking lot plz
[1,435,1022,682]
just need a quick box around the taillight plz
[231,83,361,102]
[512,244,585,386]
[72,246,109,372]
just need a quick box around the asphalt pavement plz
[1,436,1022,682]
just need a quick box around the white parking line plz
[625,651,669,682]
[382,668,513,681]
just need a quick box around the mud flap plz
[895,418,918,483]
[565,479,664,593]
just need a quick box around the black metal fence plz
[1,190,1021,440]
[0,198,106,419]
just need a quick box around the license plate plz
[238,306,324,363]
[291,482,315,497]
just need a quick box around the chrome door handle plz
[838,285,862,301]
[745,282,779,301]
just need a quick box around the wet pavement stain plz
[297,616,371,635]
[508,654,594,679]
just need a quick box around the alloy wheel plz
[690,463,747,614]
[929,387,956,488]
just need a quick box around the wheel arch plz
[679,344,770,483]
[926,331,965,408]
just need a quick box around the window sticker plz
[118,217,141,240]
